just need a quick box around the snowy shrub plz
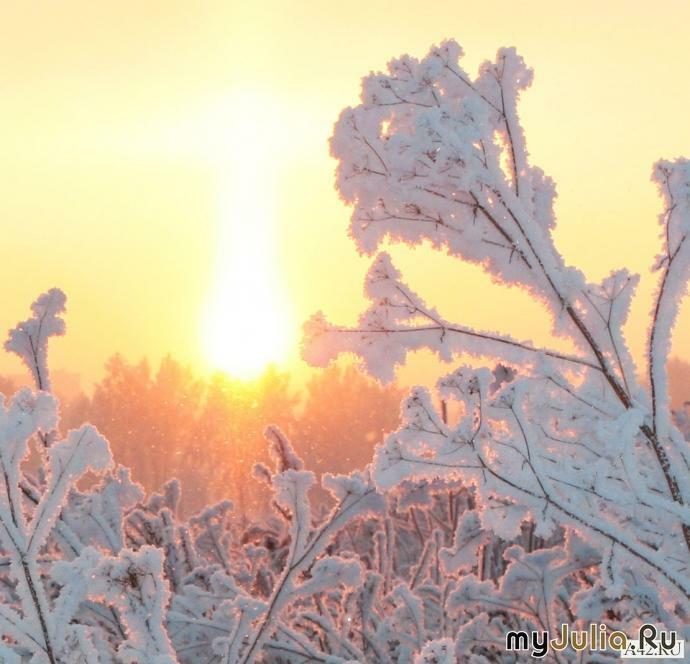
[0,290,176,663]
[305,39,690,659]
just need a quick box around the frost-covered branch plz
[5,289,66,393]
[233,426,384,663]
[0,292,178,663]
[305,38,690,652]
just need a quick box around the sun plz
[201,263,292,380]
[201,91,294,380]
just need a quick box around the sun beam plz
[201,91,293,380]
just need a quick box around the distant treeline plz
[1,356,404,516]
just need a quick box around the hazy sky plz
[1,1,690,388]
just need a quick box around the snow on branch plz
[5,289,66,392]
[649,159,690,440]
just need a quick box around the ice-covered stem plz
[93,547,177,663]
[649,160,690,437]
[645,160,690,549]
[239,429,383,663]
[185,498,234,574]
[264,425,304,472]
[0,390,58,662]
[305,254,601,382]
[5,289,66,393]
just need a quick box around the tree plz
[294,363,404,477]
[305,39,690,655]
[195,367,299,516]
[0,374,17,398]
[667,356,690,409]
[73,356,298,516]
[82,354,205,509]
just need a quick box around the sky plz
[1,0,690,390]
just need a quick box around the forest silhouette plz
[0,358,404,516]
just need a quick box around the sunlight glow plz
[201,92,294,379]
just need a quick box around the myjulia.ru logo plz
[505,623,684,659]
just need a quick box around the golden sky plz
[1,0,690,388]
